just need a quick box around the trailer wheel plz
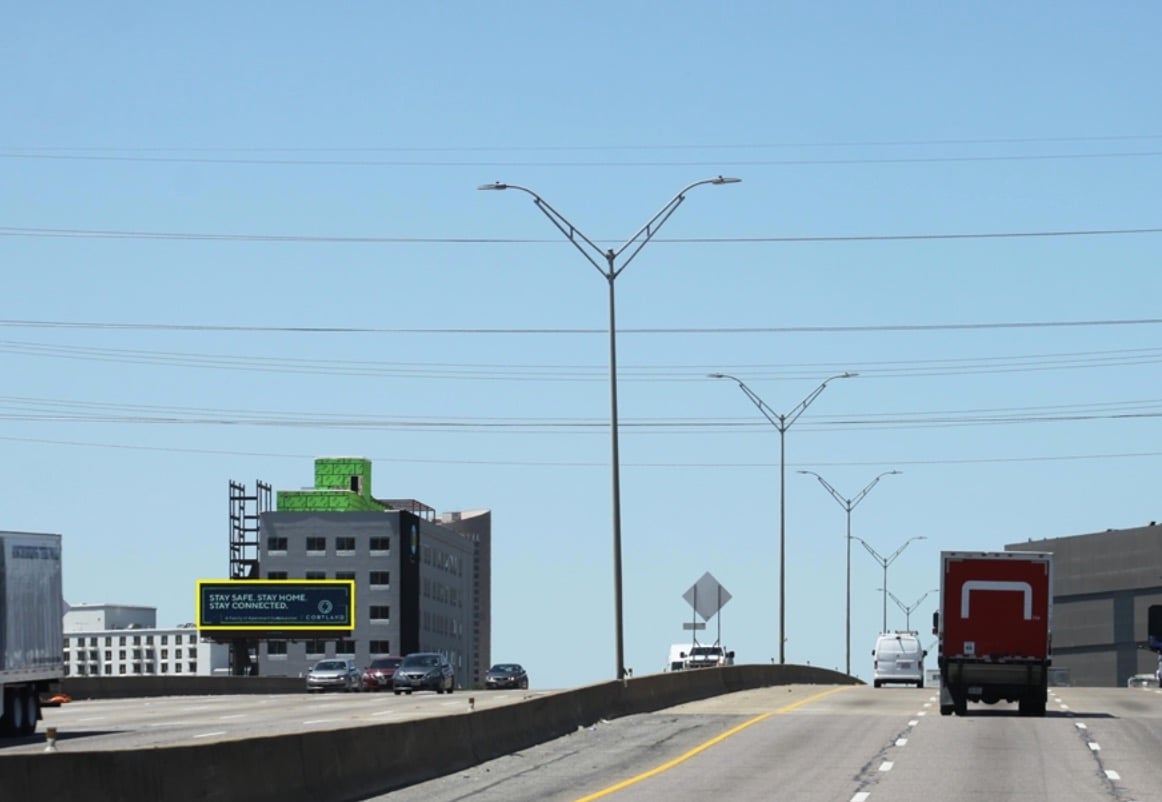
[18,691,38,737]
[953,693,968,717]
[940,704,954,716]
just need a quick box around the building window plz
[175,664,182,673]
[188,662,197,674]
[370,571,390,587]
[369,640,391,654]
[119,636,126,646]
[370,605,390,621]
[161,649,168,659]
[104,650,112,661]
[161,635,168,645]
[161,664,168,673]
[119,650,126,660]
[175,648,183,659]
[104,664,112,675]
[268,571,288,580]
[306,536,326,553]
[105,636,112,646]
[267,641,287,656]
[336,536,356,553]
[133,636,141,645]
[305,640,326,656]
[335,571,355,582]
[305,571,326,580]
[267,536,288,552]
[335,640,355,655]
[188,634,198,644]
[90,636,98,647]
[119,665,127,675]
[369,537,390,553]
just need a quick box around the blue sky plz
[3,3,1160,687]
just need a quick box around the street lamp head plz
[840,372,859,379]
[477,182,508,191]
[711,176,742,185]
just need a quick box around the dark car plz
[361,656,404,691]
[392,652,455,695]
[484,663,528,690]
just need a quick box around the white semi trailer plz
[1,531,64,736]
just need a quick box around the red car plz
[361,656,404,691]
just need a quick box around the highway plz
[5,684,1162,801]
[376,685,1162,802]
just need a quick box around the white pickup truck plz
[667,643,735,670]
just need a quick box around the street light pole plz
[481,177,741,679]
[856,536,928,634]
[797,469,901,675]
[708,372,857,664]
[881,588,940,631]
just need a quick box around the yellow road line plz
[573,685,853,802]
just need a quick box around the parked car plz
[306,658,361,693]
[393,652,455,695]
[361,656,404,691]
[485,663,529,690]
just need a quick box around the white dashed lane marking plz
[879,761,894,772]
[193,730,227,739]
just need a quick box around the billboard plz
[196,579,355,632]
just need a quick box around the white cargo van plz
[872,631,926,688]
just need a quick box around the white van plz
[872,631,926,688]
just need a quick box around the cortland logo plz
[960,580,1035,620]
[409,523,418,563]
[318,599,333,615]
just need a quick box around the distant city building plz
[63,603,228,677]
[1006,522,1162,686]
[228,457,492,686]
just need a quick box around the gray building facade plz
[255,508,491,687]
[1007,523,1162,687]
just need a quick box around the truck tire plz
[953,692,968,717]
[940,704,954,716]
[19,691,38,737]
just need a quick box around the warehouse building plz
[63,603,228,677]
[226,457,491,687]
[1006,522,1162,687]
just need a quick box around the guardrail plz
[4,663,857,801]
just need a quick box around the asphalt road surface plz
[368,684,1162,802]
[6,684,1162,802]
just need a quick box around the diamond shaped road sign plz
[682,571,732,621]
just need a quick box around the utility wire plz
[3,224,1161,245]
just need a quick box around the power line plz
[8,133,1162,153]
[3,150,1162,168]
[2,317,1162,335]
[3,224,1162,245]
[0,433,1157,468]
[3,339,1162,380]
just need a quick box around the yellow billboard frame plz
[195,578,356,632]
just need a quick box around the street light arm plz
[479,177,740,280]
[856,536,886,566]
[783,372,858,429]
[609,176,741,277]
[850,470,902,511]
[708,373,785,430]
[885,535,927,566]
[477,182,608,276]
[797,470,848,510]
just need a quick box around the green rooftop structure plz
[276,457,391,512]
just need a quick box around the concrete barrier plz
[62,676,306,699]
[5,664,860,801]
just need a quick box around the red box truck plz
[934,550,1052,717]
